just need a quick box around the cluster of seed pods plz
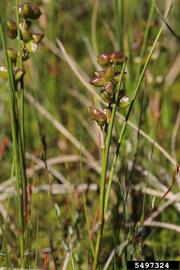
[89,52,130,127]
[0,2,44,82]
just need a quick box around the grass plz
[0,0,180,269]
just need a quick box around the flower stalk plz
[89,53,128,269]
[0,2,43,266]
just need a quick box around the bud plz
[0,66,8,80]
[118,95,130,108]
[20,19,32,30]
[26,40,38,53]
[7,19,17,39]
[104,82,115,96]
[22,42,30,61]
[7,48,18,63]
[31,4,42,20]
[19,3,32,19]
[19,3,41,20]
[104,65,115,81]
[21,28,33,42]
[89,106,107,126]
[32,32,44,44]
[97,53,111,67]
[101,90,113,104]
[22,40,37,61]
[111,51,125,65]
[103,108,111,123]
[89,76,105,87]
[14,69,25,81]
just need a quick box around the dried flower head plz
[89,106,107,126]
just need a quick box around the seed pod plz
[104,65,115,81]
[97,53,111,67]
[20,19,32,30]
[0,66,8,80]
[7,48,18,63]
[101,90,113,104]
[118,95,130,108]
[14,69,25,81]
[103,108,111,123]
[32,32,44,44]
[111,51,125,65]
[21,28,33,42]
[22,41,30,61]
[89,106,107,126]
[22,40,37,61]
[19,3,32,18]
[7,19,17,39]
[89,76,105,87]
[19,3,41,20]
[26,40,38,53]
[104,81,115,96]
[30,4,42,19]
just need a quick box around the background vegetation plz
[0,0,179,269]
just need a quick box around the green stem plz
[15,0,28,224]
[0,18,25,265]
[92,61,127,270]
[133,1,154,88]
[114,0,124,51]
[91,0,99,55]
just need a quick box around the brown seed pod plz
[111,51,125,65]
[103,108,111,123]
[7,19,17,39]
[30,3,42,19]
[104,81,115,96]
[19,3,32,19]
[19,3,41,20]
[89,106,107,126]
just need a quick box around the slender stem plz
[92,61,127,270]
[104,23,164,215]
[15,0,28,223]
[133,1,154,88]
[114,0,124,51]
[91,0,99,55]
[0,18,25,264]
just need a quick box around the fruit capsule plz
[89,106,107,126]
[97,53,111,67]
[89,76,105,87]
[111,51,125,65]
[7,19,17,39]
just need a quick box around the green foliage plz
[0,0,179,268]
